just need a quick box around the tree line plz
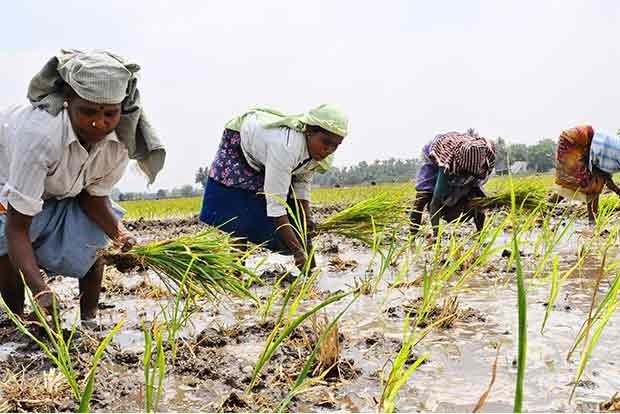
[116,136,559,200]
[313,137,557,187]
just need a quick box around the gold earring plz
[91,121,96,127]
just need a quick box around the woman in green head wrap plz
[200,104,349,270]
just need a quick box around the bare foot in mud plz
[81,318,99,331]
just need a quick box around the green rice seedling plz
[380,352,428,414]
[312,183,413,207]
[567,250,620,402]
[450,213,511,290]
[413,213,508,313]
[379,309,453,413]
[569,274,619,401]
[247,278,352,391]
[592,200,620,237]
[474,177,550,212]
[598,193,620,215]
[530,209,577,280]
[362,225,410,296]
[508,174,528,414]
[276,293,360,412]
[379,249,463,413]
[142,319,166,412]
[540,250,589,334]
[247,208,349,393]
[316,192,411,245]
[106,227,258,302]
[383,236,417,302]
[158,256,199,364]
[259,270,293,321]
[0,277,123,413]
[120,196,202,220]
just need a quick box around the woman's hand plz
[114,228,137,252]
[293,250,308,270]
[32,289,58,315]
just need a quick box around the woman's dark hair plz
[58,80,76,99]
[305,125,331,136]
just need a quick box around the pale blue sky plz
[2,1,619,191]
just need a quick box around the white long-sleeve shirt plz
[239,114,319,217]
[0,104,129,216]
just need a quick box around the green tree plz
[527,139,557,172]
[494,137,508,173]
[156,189,168,199]
[508,144,528,162]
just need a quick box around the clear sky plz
[1,1,619,191]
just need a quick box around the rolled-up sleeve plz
[86,154,129,197]
[1,130,51,216]
[264,142,295,217]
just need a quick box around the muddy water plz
[1,219,619,412]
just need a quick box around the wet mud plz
[0,214,619,412]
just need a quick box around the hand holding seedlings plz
[114,228,137,253]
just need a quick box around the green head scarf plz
[224,104,348,172]
[225,104,349,137]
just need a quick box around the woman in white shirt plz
[0,49,165,322]
[200,105,348,270]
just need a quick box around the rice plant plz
[475,177,550,212]
[259,269,293,321]
[540,253,587,334]
[0,276,123,413]
[142,319,166,412]
[379,309,445,413]
[120,196,202,220]
[276,293,360,412]
[316,192,411,245]
[508,174,528,413]
[247,276,353,391]
[566,248,620,402]
[528,204,578,280]
[158,256,198,364]
[247,197,350,390]
[312,183,413,207]
[104,227,258,301]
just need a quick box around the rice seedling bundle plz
[105,228,256,301]
[475,178,549,211]
[316,192,411,244]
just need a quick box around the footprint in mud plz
[386,297,486,329]
[259,266,297,285]
[217,392,251,412]
[195,327,228,348]
[174,347,223,381]
[112,349,141,366]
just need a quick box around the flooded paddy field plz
[0,208,619,413]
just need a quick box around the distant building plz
[494,160,529,176]
[511,161,528,174]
